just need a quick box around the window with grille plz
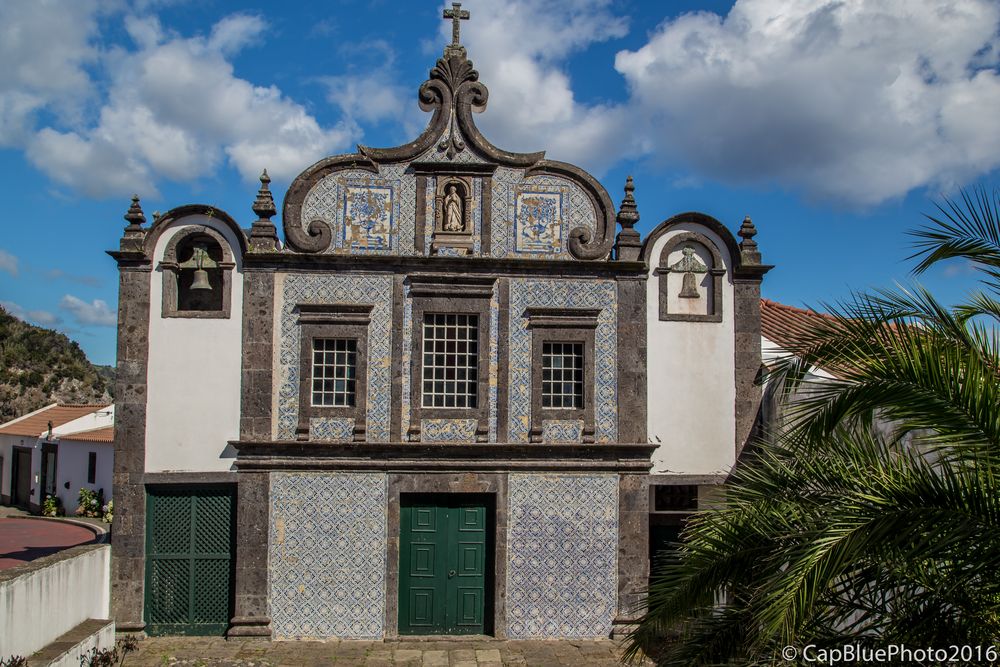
[422,313,479,408]
[311,338,357,407]
[542,342,584,409]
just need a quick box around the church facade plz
[108,9,768,641]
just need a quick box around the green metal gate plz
[399,495,491,635]
[144,486,235,636]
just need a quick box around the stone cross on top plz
[444,2,470,47]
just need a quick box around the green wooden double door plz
[399,495,492,635]
[144,487,235,636]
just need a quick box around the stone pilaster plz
[109,259,151,633]
[228,471,272,638]
[239,270,275,440]
[616,276,646,444]
[613,473,649,637]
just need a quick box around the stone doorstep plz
[27,618,114,667]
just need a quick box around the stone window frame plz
[159,225,236,319]
[525,307,599,443]
[657,232,726,323]
[406,275,496,443]
[295,303,373,442]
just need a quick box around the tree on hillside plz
[627,188,1000,665]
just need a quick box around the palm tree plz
[627,188,1000,665]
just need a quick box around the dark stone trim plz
[231,441,655,473]
[281,153,379,253]
[159,225,236,320]
[390,275,405,442]
[496,278,509,443]
[240,270,275,441]
[616,276,647,445]
[296,319,370,442]
[296,303,373,325]
[28,618,114,664]
[0,543,108,584]
[142,472,238,485]
[524,307,600,329]
[414,175,427,255]
[657,232,725,323]
[228,471,271,639]
[407,290,493,441]
[111,260,151,633]
[647,473,726,486]
[143,204,248,258]
[431,177,475,255]
[241,251,646,276]
[384,473,508,639]
[639,212,740,267]
[615,474,648,628]
[523,160,615,261]
[734,278,765,457]
[481,178,492,258]
[410,162,498,176]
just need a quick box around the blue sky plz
[1,0,999,366]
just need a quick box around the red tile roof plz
[760,298,838,352]
[0,404,111,438]
[59,426,114,443]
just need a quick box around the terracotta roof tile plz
[59,426,114,443]
[0,404,111,438]
[761,298,838,351]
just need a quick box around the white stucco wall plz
[54,440,114,513]
[144,215,244,473]
[646,223,736,475]
[0,544,111,658]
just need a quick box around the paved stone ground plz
[128,637,649,666]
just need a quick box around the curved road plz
[0,518,97,569]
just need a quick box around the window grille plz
[311,338,357,407]
[422,313,479,408]
[542,341,583,409]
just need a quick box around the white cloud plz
[0,249,19,277]
[24,11,356,197]
[321,41,411,128]
[437,0,633,175]
[59,295,117,327]
[0,0,101,146]
[1,301,61,327]
[614,0,1000,205]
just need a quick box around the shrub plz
[75,488,104,519]
[41,494,63,517]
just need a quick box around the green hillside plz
[0,306,112,421]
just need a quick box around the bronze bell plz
[178,244,218,291]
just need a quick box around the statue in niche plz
[669,245,708,298]
[444,184,464,231]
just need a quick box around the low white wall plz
[0,544,110,658]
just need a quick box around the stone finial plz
[252,169,277,220]
[249,168,280,252]
[614,175,641,262]
[124,194,146,230]
[738,215,761,264]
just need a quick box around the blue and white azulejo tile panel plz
[309,417,355,442]
[269,473,388,639]
[542,419,584,443]
[506,473,619,638]
[514,189,564,254]
[276,273,393,441]
[420,418,478,442]
[343,184,393,251]
[508,279,618,443]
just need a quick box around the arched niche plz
[159,225,236,319]
[656,232,726,322]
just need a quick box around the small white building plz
[0,403,113,514]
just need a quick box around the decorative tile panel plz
[508,279,618,443]
[420,418,478,442]
[490,171,598,259]
[309,417,354,442]
[300,165,416,255]
[277,274,393,441]
[506,474,618,638]
[542,419,583,444]
[269,473,387,639]
[514,190,564,253]
[344,184,393,250]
